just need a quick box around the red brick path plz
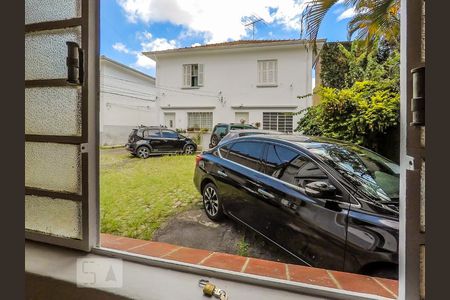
[101,233,398,298]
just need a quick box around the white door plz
[164,113,176,128]
[235,112,249,124]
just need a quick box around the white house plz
[100,56,160,145]
[143,39,324,133]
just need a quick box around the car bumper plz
[125,143,135,153]
[193,166,205,193]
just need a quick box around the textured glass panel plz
[25,0,81,25]
[25,195,81,239]
[25,87,82,136]
[25,27,82,80]
[25,142,81,193]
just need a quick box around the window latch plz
[66,41,84,85]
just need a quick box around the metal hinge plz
[406,155,415,171]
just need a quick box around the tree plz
[302,0,400,50]
[320,40,399,90]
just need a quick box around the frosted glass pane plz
[25,142,81,193]
[25,27,82,80]
[25,87,82,136]
[25,195,81,239]
[25,0,81,25]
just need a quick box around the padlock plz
[199,279,228,299]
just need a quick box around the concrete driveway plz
[152,207,300,264]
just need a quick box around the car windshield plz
[307,142,400,203]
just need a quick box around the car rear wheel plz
[202,183,224,221]
[184,144,195,155]
[136,146,150,159]
[210,135,219,147]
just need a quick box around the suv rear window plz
[214,125,228,136]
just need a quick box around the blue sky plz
[101,0,354,77]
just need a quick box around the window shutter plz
[268,61,274,84]
[198,64,204,86]
[258,61,263,84]
[183,64,191,87]
[273,60,278,84]
[262,61,268,84]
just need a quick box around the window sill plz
[25,241,326,300]
[257,84,278,88]
[181,86,202,89]
[25,237,397,300]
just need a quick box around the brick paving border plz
[101,233,398,298]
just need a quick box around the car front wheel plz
[202,183,225,221]
[184,144,195,155]
[136,146,150,159]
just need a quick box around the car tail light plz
[195,154,203,166]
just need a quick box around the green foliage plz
[296,81,399,150]
[237,236,249,257]
[319,42,351,89]
[320,40,400,91]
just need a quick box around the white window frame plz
[257,59,278,87]
[25,0,424,299]
[183,63,204,88]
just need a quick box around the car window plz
[144,129,161,137]
[161,130,178,139]
[263,144,328,188]
[228,141,264,171]
[230,125,243,130]
[214,126,228,136]
[218,143,231,158]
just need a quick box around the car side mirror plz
[305,181,337,199]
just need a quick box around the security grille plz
[262,112,293,133]
[187,112,213,130]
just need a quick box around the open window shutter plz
[257,61,263,84]
[198,64,204,86]
[268,61,274,84]
[183,64,191,87]
[25,0,99,251]
[262,61,268,84]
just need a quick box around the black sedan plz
[193,134,399,279]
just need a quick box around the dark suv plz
[209,123,256,148]
[126,126,197,158]
[194,135,399,278]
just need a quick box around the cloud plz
[191,42,201,47]
[112,32,178,70]
[117,0,308,43]
[337,7,356,21]
[141,38,177,52]
[112,42,132,54]
[135,53,156,69]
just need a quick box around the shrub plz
[296,80,400,151]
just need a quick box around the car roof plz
[228,129,281,134]
[225,133,356,151]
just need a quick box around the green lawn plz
[100,149,202,240]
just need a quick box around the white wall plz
[100,58,160,145]
[152,45,314,130]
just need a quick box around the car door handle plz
[217,170,227,177]
[257,188,275,199]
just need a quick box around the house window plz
[257,60,278,86]
[187,112,212,130]
[263,112,293,133]
[183,64,204,87]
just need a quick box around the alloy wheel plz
[203,186,219,216]
[185,145,195,155]
[137,147,150,159]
